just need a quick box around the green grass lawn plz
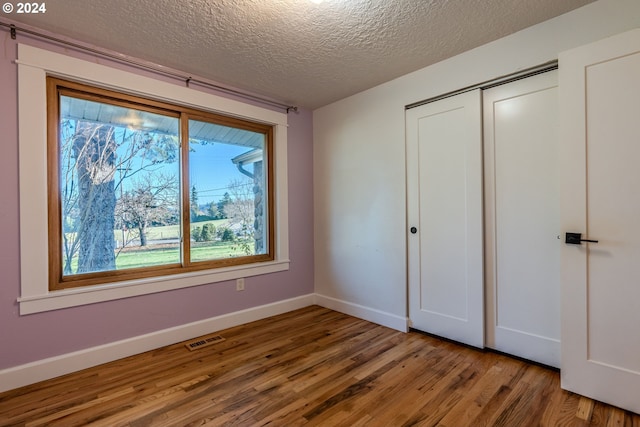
[115,240,251,269]
[66,220,250,273]
[66,240,254,272]
[115,246,181,269]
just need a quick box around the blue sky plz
[189,142,253,205]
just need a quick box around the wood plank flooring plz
[1,306,638,426]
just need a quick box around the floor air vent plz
[184,334,226,351]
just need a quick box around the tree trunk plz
[72,122,117,274]
[139,222,148,247]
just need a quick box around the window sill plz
[18,259,290,315]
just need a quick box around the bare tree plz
[115,173,179,247]
[223,178,255,250]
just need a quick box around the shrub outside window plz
[48,78,274,290]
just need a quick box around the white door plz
[560,29,640,413]
[407,89,484,348]
[484,71,561,367]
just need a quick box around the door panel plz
[586,52,640,373]
[407,89,484,348]
[560,28,640,413]
[483,71,561,367]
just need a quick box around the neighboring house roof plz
[62,96,264,149]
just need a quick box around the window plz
[48,78,274,290]
[18,44,289,314]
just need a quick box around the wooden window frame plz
[47,78,275,291]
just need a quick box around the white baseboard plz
[0,294,315,393]
[314,294,408,333]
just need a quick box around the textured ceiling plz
[5,0,595,109]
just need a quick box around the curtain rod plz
[1,21,298,113]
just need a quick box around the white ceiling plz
[6,0,595,109]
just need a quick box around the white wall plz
[313,0,640,330]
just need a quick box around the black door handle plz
[565,232,598,245]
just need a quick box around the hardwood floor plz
[1,306,638,426]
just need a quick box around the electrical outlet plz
[236,278,245,291]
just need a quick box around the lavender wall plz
[0,30,314,369]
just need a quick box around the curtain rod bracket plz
[286,106,298,114]
[186,77,192,88]
[10,24,16,40]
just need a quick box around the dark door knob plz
[410,227,417,234]
[565,232,598,245]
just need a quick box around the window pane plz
[188,119,267,262]
[59,95,181,276]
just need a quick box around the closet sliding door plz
[483,70,561,367]
[407,89,484,348]
[407,73,560,364]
